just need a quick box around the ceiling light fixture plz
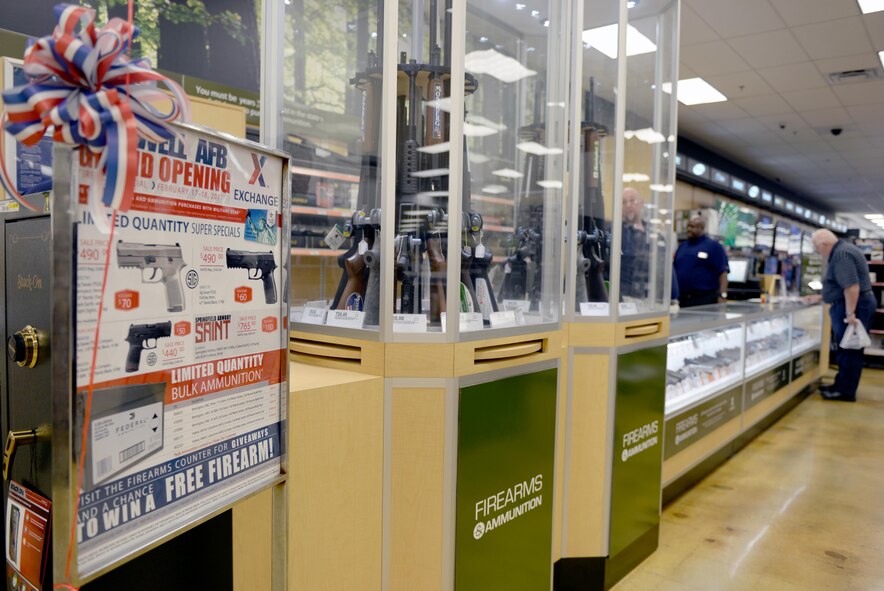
[662,78,727,105]
[864,214,883,219]
[879,50,884,71]
[581,24,657,59]
[858,0,884,14]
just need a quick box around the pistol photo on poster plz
[225,249,278,304]
[124,322,172,373]
[116,242,187,312]
[7,503,21,565]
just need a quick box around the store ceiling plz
[677,0,884,237]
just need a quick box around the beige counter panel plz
[743,384,793,432]
[662,416,742,487]
[390,387,446,591]
[567,316,669,349]
[563,352,611,557]
[289,362,384,591]
[233,489,273,591]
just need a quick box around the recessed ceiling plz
[679,0,884,237]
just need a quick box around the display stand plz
[281,0,569,587]
[556,2,680,589]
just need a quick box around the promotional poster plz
[71,127,287,577]
[5,481,51,591]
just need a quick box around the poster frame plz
[50,121,291,585]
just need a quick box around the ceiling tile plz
[680,5,720,46]
[769,0,860,27]
[718,117,768,135]
[732,94,795,116]
[780,87,843,112]
[792,17,873,61]
[863,12,884,48]
[831,81,884,107]
[683,101,750,120]
[846,104,884,132]
[813,53,882,78]
[727,30,809,69]
[680,41,752,76]
[758,62,828,92]
[703,70,776,99]
[685,0,786,38]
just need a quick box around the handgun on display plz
[116,242,186,312]
[578,79,610,304]
[226,249,278,304]
[124,321,171,373]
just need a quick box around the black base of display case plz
[554,525,660,591]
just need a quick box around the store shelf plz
[290,165,360,183]
[291,248,346,257]
[292,205,353,218]
[871,329,884,335]
[865,348,884,357]
[745,349,792,378]
[666,369,744,418]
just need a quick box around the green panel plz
[744,362,791,409]
[455,369,557,591]
[664,385,742,460]
[610,346,666,558]
[792,350,819,380]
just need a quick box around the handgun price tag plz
[393,314,429,333]
[324,224,347,250]
[301,307,328,325]
[580,302,610,316]
[618,302,639,315]
[326,310,365,328]
[489,310,519,328]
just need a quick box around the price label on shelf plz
[393,314,428,333]
[301,307,328,325]
[326,310,365,328]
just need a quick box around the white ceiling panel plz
[702,70,776,99]
[680,4,720,46]
[680,41,752,75]
[846,104,884,131]
[732,94,795,116]
[685,0,786,39]
[758,62,829,92]
[813,53,882,78]
[801,106,854,127]
[780,87,843,112]
[769,0,860,27]
[862,12,884,48]
[718,117,769,135]
[831,81,884,107]
[685,101,750,120]
[792,17,874,61]
[726,30,809,69]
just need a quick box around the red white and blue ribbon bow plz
[1,3,190,216]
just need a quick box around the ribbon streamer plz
[1,3,190,226]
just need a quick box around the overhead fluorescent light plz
[581,24,657,60]
[417,142,450,154]
[624,128,666,144]
[662,78,727,106]
[492,168,524,179]
[623,173,650,182]
[465,49,537,83]
[879,50,884,70]
[864,214,883,219]
[411,168,449,178]
[469,153,490,164]
[516,142,563,156]
[463,122,499,137]
[858,0,884,14]
[649,183,673,192]
[482,185,507,194]
[537,180,563,189]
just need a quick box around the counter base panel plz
[662,415,742,487]
[552,524,659,591]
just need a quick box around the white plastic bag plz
[840,322,872,349]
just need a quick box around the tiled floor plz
[614,368,884,591]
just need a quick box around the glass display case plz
[666,302,823,417]
[566,0,678,320]
[285,0,566,338]
[791,305,823,356]
[744,314,792,376]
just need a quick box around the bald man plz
[673,216,729,307]
[812,229,875,402]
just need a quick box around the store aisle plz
[615,369,884,591]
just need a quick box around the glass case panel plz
[791,305,822,356]
[618,0,677,316]
[286,0,385,331]
[744,314,792,376]
[459,0,566,332]
[666,323,744,415]
[573,0,620,317]
[388,0,456,333]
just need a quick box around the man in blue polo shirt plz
[674,216,729,307]
[812,229,876,402]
